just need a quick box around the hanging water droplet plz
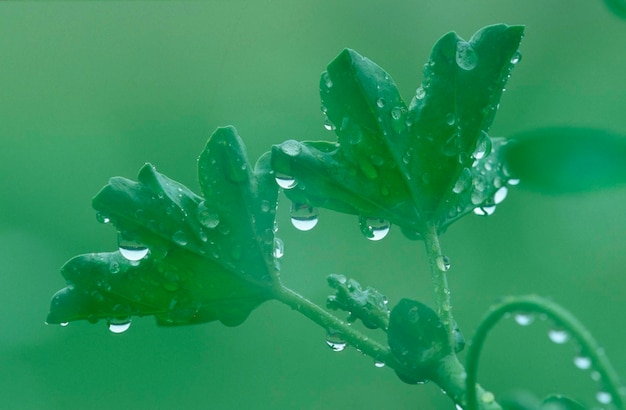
[510,51,522,65]
[323,116,336,131]
[514,313,534,326]
[273,238,284,259]
[60,322,69,327]
[437,255,451,271]
[280,140,302,157]
[548,328,570,344]
[275,173,298,189]
[322,71,333,88]
[473,206,496,216]
[474,131,492,160]
[108,318,131,334]
[456,41,478,71]
[415,86,426,100]
[596,391,612,405]
[197,201,220,229]
[172,230,188,246]
[359,216,390,241]
[508,178,520,186]
[494,186,508,205]
[326,330,347,352]
[374,361,385,368]
[96,212,110,224]
[453,168,472,194]
[118,233,149,261]
[376,98,386,108]
[391,106,403,120]
[290,202,319,231]
[445,113,456,126]
[573,355,592,370]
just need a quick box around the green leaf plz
[540,395,585,410]
[47,126,279,328]
[387,299,451,384]
[503,127,626,193]
[272,24,524,238]
[326,274,390,330]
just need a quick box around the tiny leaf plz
[47,126,279,327]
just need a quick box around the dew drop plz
[60,322,69,327]
[290,202,319,231]
[456,41,478,71]
[374,361,385,368]
[514,313,534,326]
[510,51,522,65]
[172,230,188,246]
[474,131,492,160]
[415,86,426,100]
[359,216,390,241]
[445,113,456,126]
[391,106,403,120]
[596,391,612,405]
[96,212,110,224]
[548,328,570,344]
[323,116,336,131]
[574,355,592,370]
[197,201,220,229]
[494,186,508,205]
[322,72,333,88]
[273,238,284,259]
[326,330,347,352]
[376,98,386,108]
[437,255,451,271]
[275,173,298,189]
[508,178,520,186]
[118,233,149,261]
[108,318,131,334]
[473,206,496,216]
[453,168,472,194]
[280,140,302,157]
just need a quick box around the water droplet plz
[323,116,336,131]
[376,98,386,108]
[548,328,570,344]
[96,212,110,224]
[481,391,495,404]
[273,238,284,259]
[326,330,347,352]
[514,313,534,326]
[260,200,271,213]
[437,255,451,271]
[453,168,472,194]
[118,233,149,261]
[510,51,522,65]
[60,322,69,327]
[456,41,478,71]
[197,201,220,229]
[109,261,120,274]
[359,217,390,241]
[322,72,333,88]
[415,86,425,99]
[596,391,612,405]
[290,202,319,231]
[473,206,496,216]
[275,173,298,189]
[474,131,492,160]
[494,186,508,205]
[108,318,131,334]
[508,178,520,186]
[374,361,385,368]
[574,355,592,370]
[172,230,188,246]
[391,106,403,120]
[280,140,302,157]
[445,113,456,126]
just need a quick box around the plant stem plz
[423,220,456,351]
[273,284,399,367]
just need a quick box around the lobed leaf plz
[272,24,524,238]
[47,126,279,327]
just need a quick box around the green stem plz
[465,295,625,410]
[273,284,399,367]
[423,220,456,351]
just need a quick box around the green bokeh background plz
[2,1,625,409]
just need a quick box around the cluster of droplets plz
[510,312,616,408]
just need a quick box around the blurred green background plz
[2,1,626,409]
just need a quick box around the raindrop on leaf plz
[359,217,390,241]
[290,202,319,231]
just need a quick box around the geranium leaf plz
[47,126,279,328]
[272,24,523,238]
